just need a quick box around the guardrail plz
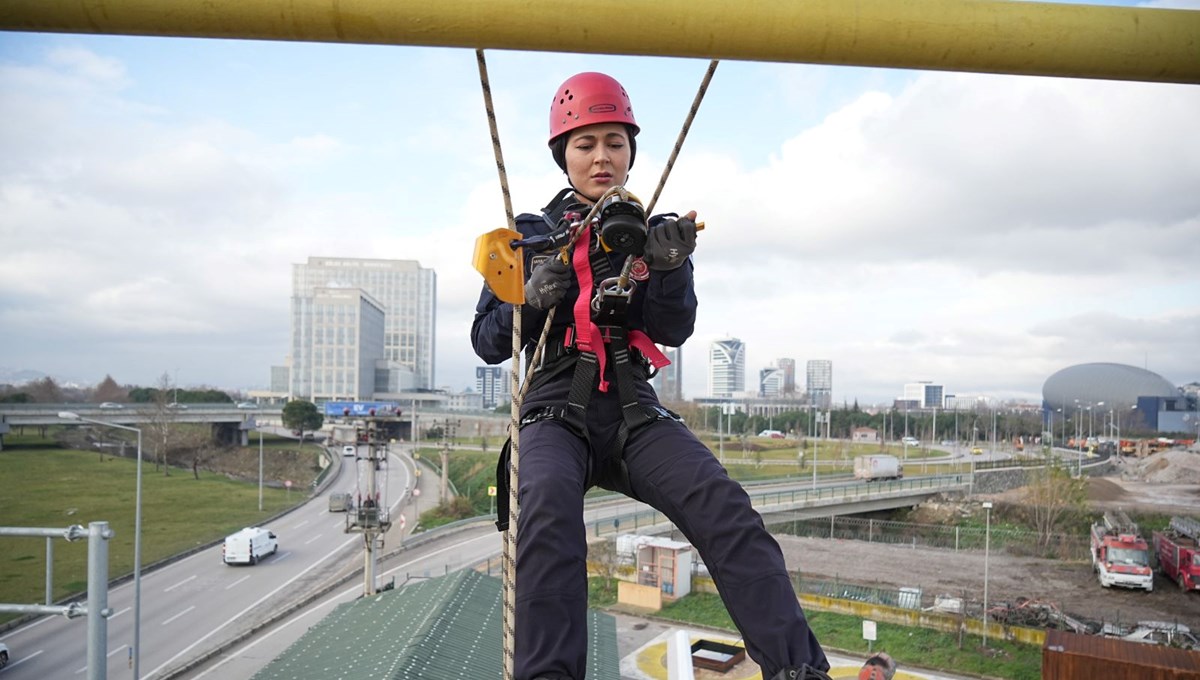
[586,474,968,538]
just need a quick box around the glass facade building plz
[806,359,833,409]
[709,339,745,398]
[291,257,436,398]
[290,287,386,400]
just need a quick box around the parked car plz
[236,401,257,409]
[99,402,123,409]
[902,436,918,447]
[757,429,785,439]
[971,446,984,455]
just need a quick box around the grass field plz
[0,435,311,617]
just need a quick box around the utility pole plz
[345,415,392,597]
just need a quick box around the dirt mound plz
[1121,449,1200,484]
[1086,478,1127,502]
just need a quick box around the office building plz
[655,347,683,402]
[476,366,505,410]
[291,257,437,398]
[903,381,944,409]
[760,367,785,398]
[709,339,745,398]
[290,287,386,400]
[806,360,832,409]
[777,358,796,396]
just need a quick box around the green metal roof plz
[252,570,619,680]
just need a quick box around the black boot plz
[769,665,833,680]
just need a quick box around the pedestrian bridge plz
[586,475,971,537]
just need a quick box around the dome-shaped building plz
[1042,363,1177,412]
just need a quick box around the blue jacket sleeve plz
[471,214,553,364]
[470,287,549,365]
[639,258,697,347]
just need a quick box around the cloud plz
[1,40,1195,402]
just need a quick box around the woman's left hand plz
[642,210,698,270]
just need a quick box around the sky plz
[1,1,1197,405]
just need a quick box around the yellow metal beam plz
[1,0,1197,84]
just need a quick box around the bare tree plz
[91,375,126,403]
[1023,464,1088,547]
[27,376,64,403]
[145,372,179,476]
[587,537,621,596]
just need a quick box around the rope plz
[646,60,719,216]
[475,48,518,680]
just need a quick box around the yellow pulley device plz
[472,228,525,305]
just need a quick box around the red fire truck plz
[1153,516,1200,593]
[1090,510,1153,592]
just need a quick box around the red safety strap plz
[628,330,670,369]
[571,226,610,392]
[568,226,674,392]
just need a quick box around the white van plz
[222,527,278,565]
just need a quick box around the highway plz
[0,441,1066,680]
[0,445,415,680]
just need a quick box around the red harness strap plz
[571,226,610,392]
[569,225,672,393]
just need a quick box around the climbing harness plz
[472,54,719,680]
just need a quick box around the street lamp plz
[60,411,143,679]
[982,500,993,649]
[258,428,265,512]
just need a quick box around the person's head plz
[548,72,639,202]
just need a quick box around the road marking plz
[107,643,129,658]
[109,606,132,620]
[272,551,292,563]
[191,533,496,679]
[162,605,196,626]
[163,574,197,592]
[291,519,310,529]
[304,534,323,545]
[7,649,44,671]
[224,575,252,591]
[332,521,344,530]
[145,536,363,679]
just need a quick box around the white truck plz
[854,454,903,482]
[222,527,278,565]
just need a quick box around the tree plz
[282,400,323,440]
[27,376,64,403]
[92,375,126,403]
[145,372,179,475]
[1023,463,1088,547]
[587,538,621,596]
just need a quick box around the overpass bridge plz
[0,403,282,448]
[584,474,971,538]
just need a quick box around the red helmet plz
[548,72,639,145]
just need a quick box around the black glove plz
[523,255,573,310]
[642,216,697,270]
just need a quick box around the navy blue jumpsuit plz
[471,191,828,680]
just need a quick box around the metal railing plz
[586,474,968,538]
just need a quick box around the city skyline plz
[2,10,1197,404]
